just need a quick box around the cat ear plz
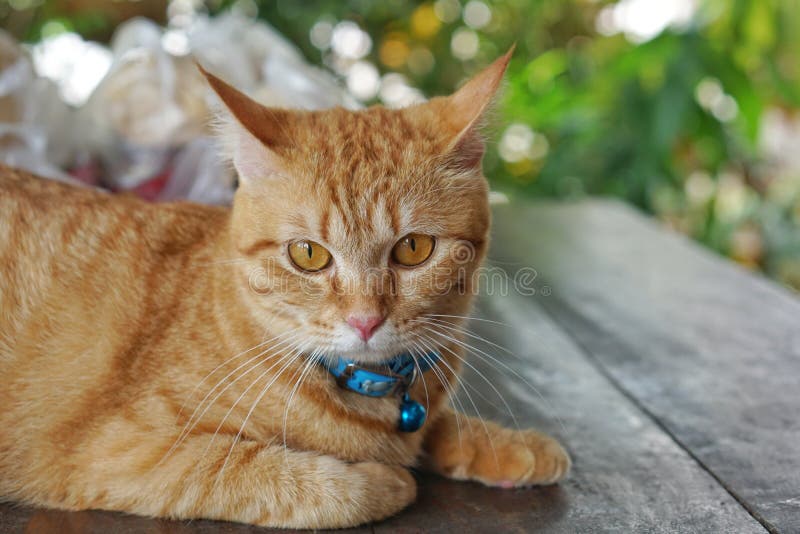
[438,46,514,171]
[198,65,292,184]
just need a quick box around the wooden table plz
[3,200,798,533]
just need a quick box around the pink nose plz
[346,314,385,342]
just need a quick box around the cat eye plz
[391,234,435,267]
[288,240,332,272]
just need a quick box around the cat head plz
[202,50,511,364]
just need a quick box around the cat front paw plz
[486,429,571,488]
[427,420,571,488]
[347,462,417,523]
[269,460,415,529]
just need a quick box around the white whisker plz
[417,326,522,436]
[408,338,463,451]
[406,341,431,412]
[414,332,500,466]
[281,353,320,464]
[427,313,512,328]
[205,346,303,454]
[426,312,562,354]
[160,333,302,467]
[213,344,309,484]
[418,317,516,358]
[176,328,295,422]
[420,322,566,433]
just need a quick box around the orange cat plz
[0,50,569,528]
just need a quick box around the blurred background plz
[1,0,799,289]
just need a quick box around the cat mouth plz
[318,344,422,367]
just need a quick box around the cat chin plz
[333,345,409,365]
[324,329,412,364]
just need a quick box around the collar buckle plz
[335,362,412,397]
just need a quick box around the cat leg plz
[422,408,570,488]
[64,431,416,529]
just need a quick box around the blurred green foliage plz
[4,0,800,288]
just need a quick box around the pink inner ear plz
[450,128,486,171]
[199,65,293,150]
[231,125,285,182]
[199,64,293,183]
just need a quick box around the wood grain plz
[375,291,764,533]
[492,200,800,533]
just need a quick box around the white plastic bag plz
[0,29,79,183]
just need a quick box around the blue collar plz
[325,351,440,398]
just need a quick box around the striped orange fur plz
[0,50,569,528]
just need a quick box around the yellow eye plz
[288,240,332,272]
[392,234,435,267]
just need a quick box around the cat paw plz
[271,460,415,529]
[431,425,570,488]
[348,462,417,523]
[484,430,571,488]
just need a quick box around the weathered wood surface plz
[492,200,800,534]
[2,199,796,533]
[376,291,764,534]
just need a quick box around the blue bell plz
[398,393,426,432]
